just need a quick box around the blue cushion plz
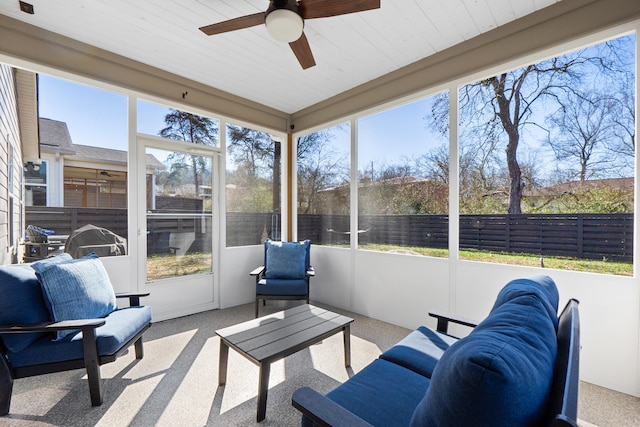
[0,265,52,352]
[256,278,309,296]
[491,275,559,326]
[264,240,309,279]
[31,253,72,270]
[32,253,117,340]
[411,280,559,427]
[7,305,152,367]
[379,326,458,378]
[324,359,430,427]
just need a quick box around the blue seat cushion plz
[32,253,118,340]
[256,278,308,296]
[411,283,558,427]
[264,240,310,279]
[379,326,458,378]
[7,306,152,367]
[0,264,52,353]
[324,359,430,427]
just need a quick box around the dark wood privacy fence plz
[299,213,633,262]
[26,208,633,262]
[25,207,128,238]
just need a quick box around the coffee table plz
[216,304,354,422]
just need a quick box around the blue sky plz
[38,73,439,170]
[38,75,129,151]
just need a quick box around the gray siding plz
[0,64,23,265]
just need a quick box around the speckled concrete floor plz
[3,301,639,427]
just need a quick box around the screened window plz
[31,75,129,256]
[457,34,635,275]
[297,123,351,246]
[225,124,280,246]
[357,94,449,256]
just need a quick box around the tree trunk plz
[505,130,523,214]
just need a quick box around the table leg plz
[343,324,351,367]
[257,362,271,422]
[218,340,229,386]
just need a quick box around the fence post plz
[505,215,511,252]
[577,214,583,259]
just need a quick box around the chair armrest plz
[292,387,373,427]
[116,292,150,307]
[0,318,106,334]
[428,310,479,334]
[306,267,315,277]
[250,266,265,276]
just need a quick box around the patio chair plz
[250,240,314,318]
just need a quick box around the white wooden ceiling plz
[0,0,561,114]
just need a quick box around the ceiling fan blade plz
[199,12,265,36]
[299,0,380,19]
[289,32,316,69]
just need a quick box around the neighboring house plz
[526,177,634,211]
[0,65,38,264]
[312,176,448,215]
[29,117,164,209]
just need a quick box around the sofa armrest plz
[292,387,374,427]
[428,310,479,334]
[250,266,265,276]
[116,292,150,307]
[0,318,106,334]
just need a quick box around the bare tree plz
[297,130,349,214]
[546,92,616,182]
[431,34,635,214]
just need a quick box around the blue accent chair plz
[250,240,314,317]
[0,254,152,415]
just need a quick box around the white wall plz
[216,243,640,398]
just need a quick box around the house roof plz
[39,117,164,170]
[527,178,634,198]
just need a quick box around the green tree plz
[159,109,218,197]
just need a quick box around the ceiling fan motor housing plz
[265,0,304,43]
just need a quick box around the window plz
[225,124,280,246]
[357,95,449,256]
[297,123,351,246]
[457,34,635,275]
[137,100,219,148]
[24,160,46,206]
[30,74,129,256]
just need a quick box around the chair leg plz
[255,298,260,318]
[134,337,144,359]
[82,328,103,406]
[0,355,13,416]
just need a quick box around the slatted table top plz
[216,304,354,365]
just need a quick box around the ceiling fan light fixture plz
[265,8,303,43]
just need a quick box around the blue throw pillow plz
[32,253,73,270]
[264,240,309,279]
[411,283,558,427]
[491,275,559,328]
[33,253,117,340]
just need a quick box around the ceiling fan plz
[199,0,381,69]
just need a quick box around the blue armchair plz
[250,240,314,318]
[0,253,152,415]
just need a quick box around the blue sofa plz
[0,253,152,415]
[292,276,580,427]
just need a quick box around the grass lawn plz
[146,245,632,278]
[147,253,212,281]
[359,244,632,276]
